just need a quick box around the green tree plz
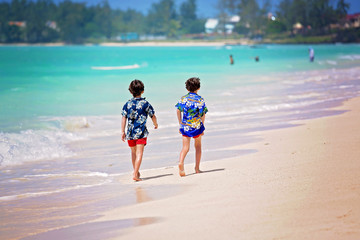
[276,0,294,32]
[9,0,28,21]
[56,1,87,43]
[308,0,337,32]
[180,0,204,34]
[276,0,309,33]
[277,0,340,35]
[146,0,179,37]
[217,0,270,35]
[180,0,196,21]
[111,10,127,35]
[93,1,112,39]
[266,19,286,34]
[4,25,25,42]
[0,3,10,42]
[25,1,44,42]
[122,9,146,33]
[336,0,349,18]
[258,0,271,32]
[4,0,29,42]
[292,0,308,31]
[238,0,261,32]
[23,0,58,43]
[277,0,311,34]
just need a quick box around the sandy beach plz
[23,97,360,240]
[110,97,360,240]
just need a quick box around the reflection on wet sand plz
[16,185,169,239]
[135,187,152,203]
[135,187,157,226]
[135,217,157,227]
[21,218,158,240]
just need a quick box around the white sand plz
[93,97,360,240]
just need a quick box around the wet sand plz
[86,97,360,240]
[0,180,180,240]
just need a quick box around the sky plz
[2,0,360,17]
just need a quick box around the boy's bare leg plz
[130,146,140,178]
[133,144,145,181]
[194,136,202,173]
[179,136,190,177]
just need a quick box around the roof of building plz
[346,13,360,21]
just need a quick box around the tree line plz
[218,0,351,36]
[0,0,204,43]
[0,0,355,44]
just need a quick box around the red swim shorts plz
[182,133,202,139]
[127,138,147,147]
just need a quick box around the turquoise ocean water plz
[1,44,360,166]
[1,44,360,239]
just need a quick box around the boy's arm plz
[151,115,158,129]
[201,114,206,124]
[176,109,182,125]
[121,116,127,142]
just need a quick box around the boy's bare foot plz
[133,172,142,181]
[195,168,203,174]
[178,163,185,177]
[133,176,142,181]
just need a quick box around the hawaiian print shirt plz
[175,92,208,137]
[122,98,155,140]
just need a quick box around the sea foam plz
[0,129,79,167]
[91,64,140,70]
[0,178,112,201]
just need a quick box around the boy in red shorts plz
[121,80,158,181]
[175,77,208,177]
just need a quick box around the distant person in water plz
[175,77,208,177]
[255,56,260,62]
[230,54,234,65]
[121,79,158,181]
[309,47,315,62]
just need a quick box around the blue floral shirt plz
[175,92,208,137]
[122,98,155,140]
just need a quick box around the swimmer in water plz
[229,55,234,65]
[309,47,315,62]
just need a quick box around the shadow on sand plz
[185,168,225,177]
[141,173,174,181]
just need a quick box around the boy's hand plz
[151,115,158,129]
[121,132,126,142]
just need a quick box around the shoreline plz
[87,96,360,239]
[1,41,359,47]
[4,94,360,240]
[0,40,250,47]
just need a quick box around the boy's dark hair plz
[185,77,200,92]
[129,79,144,97]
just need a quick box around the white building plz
[205,16,240,34]
[205,19,219,34]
